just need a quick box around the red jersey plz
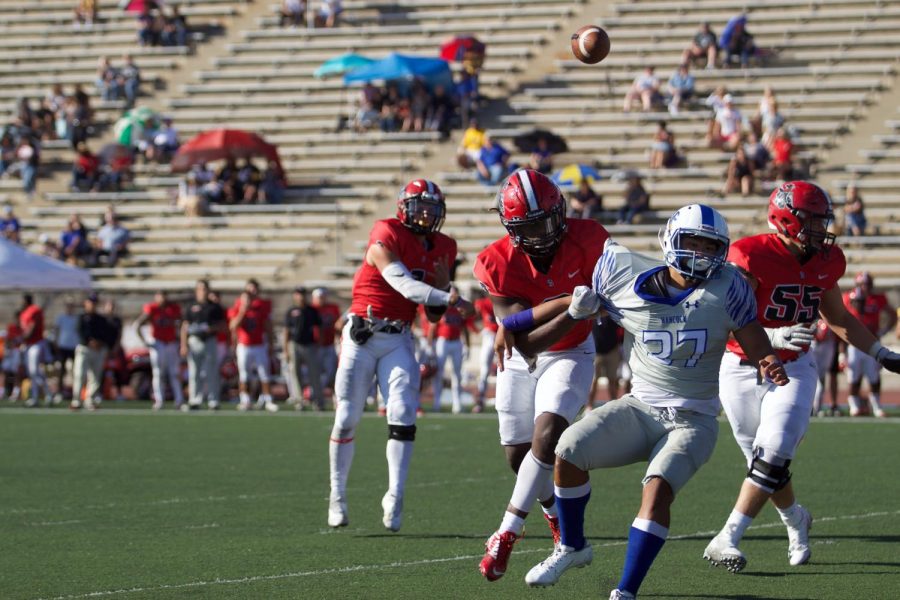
[231,296,272,346]
[473,219,609,351]
[220,307,235,345]
[435,306,466,341]
[475,296,498,333]
[5,322,23,347]
[314,302,342,346]
[350,218,457,324]
[19,304,44,345]
[142,302,182,343]
[725,234,846,361]
[843,291,888,335]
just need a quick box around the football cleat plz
[327,497,348,528]
[609,589,636,600]
[265,401,279,413]
[236,400,251,412]
[543,513,561,548]
[703,534,747,573]
[479,530,519,581]
[381,492,403,532]
[787,505,812,566]
[525,543,593,587]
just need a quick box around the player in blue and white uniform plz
[494,205,788,599]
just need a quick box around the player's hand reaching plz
[493,323,515,372]
[567,286,602,320]
[456,297,475,318]
[765,322,816,352]
[759,355,789,386]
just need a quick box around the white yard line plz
[37,509,900,600]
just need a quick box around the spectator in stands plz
[649,120,677,169]
[53,299,79,402]
[60,214,90,264]
[666,64,695,115]
[259,161,286,204]
[568,179,602,219]
[67,84,92,148]
[623,66,661,113]
[406,81,430,133]
[177,171,208,217]
[238,159,262,204]
[456,117,485,169]
[380,83,409,133]
[12,138,39,199]
[770,127,794,180]
[39,233,60,259]
[1,204,20,244]
[0,133,15,176]
[93,212,129,267]
[756,86,784,147]
[97,147,133,192]
[427,84,456,136]
[160,6,188,47]
[146,117,178,163]
[843,184,866,237]
[136,7,159,47]
[721,15,756,68]
[722,145,755,196]
[280,0,307,27]
[44,84,67,140]
[528,137,554,174]
[15,98,34,131]
[618,173,650,224]
[353,83,382,133]
[118,55,141,109]
[317,0,342,28]
[71,143,100,192]
[709,94,742,151]
[743,130,770,173]
[73,0,97,27]
[217,158,242,204]
[96,57,119,101]
[457,71,479,127]
[475,133,510,185]
[681,22,717,69]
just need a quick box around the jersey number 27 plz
[643,329,707,367]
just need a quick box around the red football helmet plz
[767,181,836,254]
[397,179,446,235]
[496,169,567,256]
[854,270,873,291]
[848,285,866,309]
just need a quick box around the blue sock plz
[554,482,591,550]
[617,518,668,595]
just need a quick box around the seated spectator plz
[60,214,91,264]
[742,131,770,172]
[456,71,479,127]
[43,84,66,140]
[71,142,100,192]
[136,8,159,47]
[0,133,15,176]
[723,145,755,196]
[568,180,602,219]
[67,84,92,148]
[260,161,286,204]
[666,64,695,115]
[380,84,409,133]
[353,83,382,133]
[406,81,430,133]
[843,184,866,237]
[770,127,794,180]
[217,158,242,204]
[623,66,661,113]
[528,138,554,174]
[73,0,97,27]
[709,94,742,151]
[238,159,262,204]
[681,22,717,69]
[475,133,510,186]
[618,174,650,224]
[10,138,39,199]
[721,17,756,68]
[280,0,307,28]
[457,118,485,168]
[160,6,189,47]
[146,117,178,163]
[756,86,784,147]
[39,232,60,259]
[649,121,677,169]
[117,55,141,110]
[97,148,133,192]
[1,204,21,244]
[426,84,456,136]
[93,213,129,267]
[316,0,342,28]
[177,172,208,217]
[96,57,119,101]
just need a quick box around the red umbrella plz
[439,36,486,62]
[171,129,284,179]
[122,0,165,13]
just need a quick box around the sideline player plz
[504,205,787,598]
[474,169,609,581]
[472,288,498,413]
[229,279,277,412]
[426,302,469,413]
[705,182,900,572]
[312,287,341,393]
[20,294,48,407]
[327,179,473,532]
[135,291,184,410]
[842,272,896,417]
[810,320,839,416]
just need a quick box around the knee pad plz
[388,424,416,442]
[746,447,791,493]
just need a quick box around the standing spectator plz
[843,184,866,237]
[279,0,307,27]
[135,291,184,410]
[710,94,742,151]
[311,287,341,392]
[230,279,277,412]
[666,64,695,115]
[283,287,324,410]
[618,173,650,224]
[71,143,100,192]
[456,117,485,169]
[182,279,226,410]
[681,22,718,69]
[1,204,21,244]
[622,66,661,113]
[426,305,468,414]
[475,133,510,186]
[649,121,677,169]
[93,212,130,267]
[528,137,554,174]
[19,294,48,407]
[1,313,23,401]
[723,145,755,196]
[70,292,110,411]
[770,127,794,180]
[96,57,119,101]
[118,55,141,110]
[60,214,91,264]
[73,0,97,27]
[53,299,80,403]
[317,0,342,28]
[568,179,602,219]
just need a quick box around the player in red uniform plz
[473,290,498,413]
[426,304,469,413]
[705,182,900,572]
[312,287,342,394]
[19,294,49,407]
[229,279,276,412]
[135,290,184,410]
[473,169,610,581]
[328,179,474,532]
[841,272,896,417]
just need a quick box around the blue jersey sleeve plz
[725,270,757,330]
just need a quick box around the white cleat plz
[524,543,593,587]
[327,497,348,528]
[381,492,403,532]
[787,505,812,566]
[236,400,251,412]
[703,534,747,573]
[264,401,279,413]
[609,589,636,600]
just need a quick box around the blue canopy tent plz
[343,53,454,91]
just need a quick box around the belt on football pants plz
[375,323,406,334]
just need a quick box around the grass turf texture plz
[1,411,898,600]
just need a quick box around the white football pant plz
[150,340,184,405]
[236,343,270,383]
[477,329,495,397]
[845,345,880,385]
[433,336,463,412]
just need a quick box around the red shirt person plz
[312,287,342,390]
[19,294,49,405]
[229,279,276,412]
[134,290,184,409]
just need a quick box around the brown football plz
[571,25,611,65]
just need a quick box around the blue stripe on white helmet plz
[658,204,730,280]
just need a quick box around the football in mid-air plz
[571,25,610,64]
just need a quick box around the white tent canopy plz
[0,238,92,291]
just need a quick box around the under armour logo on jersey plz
[684,300,700,309]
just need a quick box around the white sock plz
[722,509,753,545]
[509,451,554,515]
[500,511,526,536]
[542,501,558,518]
[848,394,861,414]
[260,393,273,404]
[776,502,803,528]
[869,392,883,414]
[329,438,354,500]
[386,439,413,498]
[239,392,251,406]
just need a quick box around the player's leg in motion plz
[378,332,421,532]
[447,338,464,414]
[475,329,494,411]
[431,336,448,412]
[327,332,378,527]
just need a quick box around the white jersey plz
[592,242,757,415]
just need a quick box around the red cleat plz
[479,530,519,581]
[377,406,387,417]
[544,513,561,548]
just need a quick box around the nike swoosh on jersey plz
[817,274,829,279]
[568,270,580,278]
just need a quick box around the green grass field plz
[1,409,898,600]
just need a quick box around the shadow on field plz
[743,533,900,544]
[356,533,625,542]
[644,595,817,600]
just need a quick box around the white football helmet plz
[659,204,730,280]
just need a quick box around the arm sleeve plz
[382,261,451,307]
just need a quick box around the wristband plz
[501,309,535,332]
[867,341,889,363]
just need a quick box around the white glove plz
[765,323,816,352]
[567,286,602,320]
